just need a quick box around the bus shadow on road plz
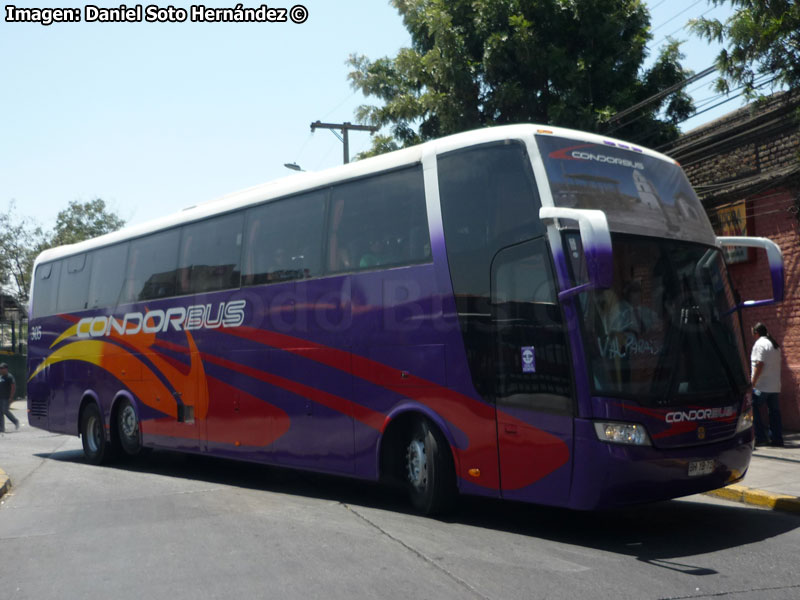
[38,447,413,512]
[41,447,799,572]
[454,494,800,574]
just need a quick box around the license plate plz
[688,459,715,477]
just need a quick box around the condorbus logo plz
[665,406,735,424]
[548,144,646,170]
[570,151,645,170]
[76,300,247,338]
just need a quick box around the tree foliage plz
[0,198,125,307]
[348,0,694,156]
[690,1,800,98]
[0,202,48,307]
[50,198,126,247]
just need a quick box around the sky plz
[2,0,742,232]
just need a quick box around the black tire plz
[404,418,456,516]
[116,399,143,457]
[81,403,113,465]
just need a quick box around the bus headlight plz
[594,422,652,446]
[735,405,754,434]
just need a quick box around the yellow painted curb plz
[705,484,800,513]
[0,468,9,499]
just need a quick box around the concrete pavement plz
[1,400,799,512]
[704,431,800,512]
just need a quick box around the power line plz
[648,1,722,52]
[606,65,716,129]
[607,69,738,138]
[650,0,705,34]
[649,0,671,12]
[688,72,774,111]
[321,90,358,121]
[628,75,780,150]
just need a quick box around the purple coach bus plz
[27,125,784,514]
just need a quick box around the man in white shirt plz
[750,323,783,447]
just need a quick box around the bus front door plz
[491,239,573,505]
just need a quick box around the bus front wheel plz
[404,418,455,516]
[80,403,113,465]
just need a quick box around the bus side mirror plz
[717,236,784,306]
[540,207,613,300]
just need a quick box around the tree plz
[0,198,125,307]
[50,198,126,247]
[348,0,694,156]
[0,202,48,307]
[690,1,800,98]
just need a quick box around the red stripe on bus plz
[199,351,386,432]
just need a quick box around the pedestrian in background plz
[0,362,20,432]
[750,323,783,447]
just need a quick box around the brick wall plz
[728,188,800,430]
[665,92,800,431]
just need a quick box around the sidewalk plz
[705,431,800,513]
[1,400,799,512]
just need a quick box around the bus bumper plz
[567,418,754,510]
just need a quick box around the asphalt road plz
[2,422,800,600]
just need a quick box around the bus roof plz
[32,124,678,268]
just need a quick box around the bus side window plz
[121,230,181,303]
[327,165,429,274]
[87,243,129,309]
[179,213,243,295]
[56,253,92,313]
[242,190,326,287]
[32,261,62,318]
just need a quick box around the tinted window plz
[439,141,544,299]
[88,243,129,309]
[57,253,92,313]
[438,141,544,401]
[32,261,61,318]
[536,135,715,245]
[493,239,572,408]
[327,166,430,273]
[242,191,326,286]
[575,235,748,403]
[121,230,180,303]
[178,213,243,294]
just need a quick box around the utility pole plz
[310,120,378,164]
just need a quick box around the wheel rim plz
[86,414,102,453]
[120,404,138,442]
[406,438,427,490]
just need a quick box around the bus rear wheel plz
[404,418,455,516]
[117,399,143,457]
[81,403,113,465]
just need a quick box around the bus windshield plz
[568,233,749,403]
[535,134,716,246]
[535,133,748,404]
